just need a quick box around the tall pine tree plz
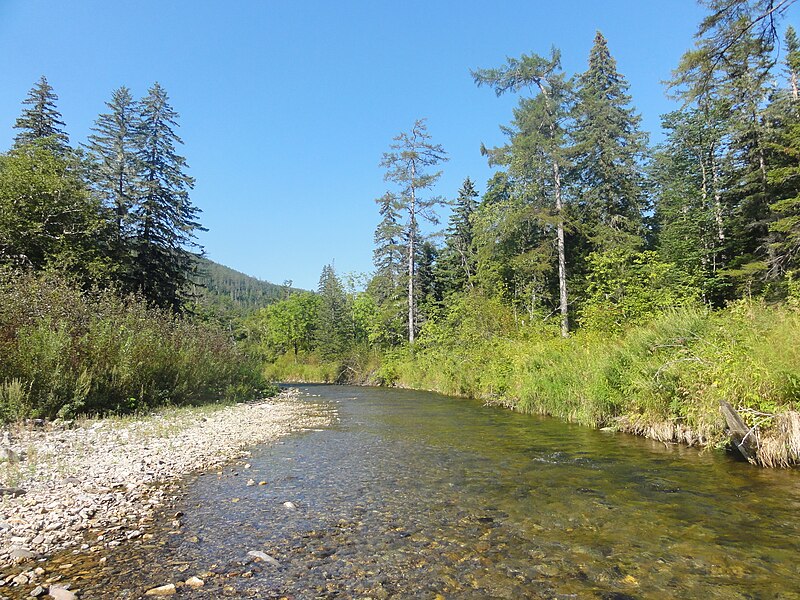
[570,31,648,253]
[473,49,573,336]
[132,83,203,310]
[437,177,479,296]
[379,119,448,344]
[13,76,70,154]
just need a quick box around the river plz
[32,385,800,598]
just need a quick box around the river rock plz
[184,576,204,588]
[144,583,176,596]
[246,550,280,567]
[10,548,35,562]
[30,585,45,597]
[47,587,76,600]
[0,447,20,463]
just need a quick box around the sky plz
[0,1,714,290]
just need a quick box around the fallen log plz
[720,400,758,463]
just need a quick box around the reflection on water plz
[30,386,800,598]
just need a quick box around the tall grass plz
[0,269,270,422]
[383,301,800,457]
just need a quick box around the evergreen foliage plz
[379,119,448,343]
[132,83,203,309]
[437,177,479,296]
[570,31,648,253]
[13,76,70,154]
[86,85,141,279]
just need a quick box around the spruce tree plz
[13,76,70,153]
[438,177,479,296]
[315,264,349,357]
[132,83,203,310]
[570,31,648,253]
[372,191,405,301]
[86,86,141,243]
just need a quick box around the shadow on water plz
[22,385,800,598]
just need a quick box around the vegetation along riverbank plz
[243,3,800,469]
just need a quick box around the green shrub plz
[0,269,266,422]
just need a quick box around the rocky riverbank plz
[0,389,334,596]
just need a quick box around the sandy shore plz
[0,389,334,578]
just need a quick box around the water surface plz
[42,386,800,598]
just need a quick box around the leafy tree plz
[0,143,108,282]
[132,83,203,309]
[570,31,648,253]
[473,49,572,336]
[13,76,70,154]
[246,292,320,358]
[379,119,448,344]
[580,250,698,333]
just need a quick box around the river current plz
[32,385,800,598]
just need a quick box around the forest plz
[1,1,800,465]
[0,79,272,420]
[244,1,800,465]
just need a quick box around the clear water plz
[23,385,800,598]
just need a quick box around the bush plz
[0,269,268,421]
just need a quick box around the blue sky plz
[0,1,713,289]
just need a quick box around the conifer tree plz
[13,76,70,153]
[473,49,572,336]
[86,86,141,244]
[132,83,203,310]
[372,192,405,301]
[316,264,349,357]
[570,32,648,253]
[438,177,479,296]
[379,119,448,344]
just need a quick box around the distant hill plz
[191,258,299,317]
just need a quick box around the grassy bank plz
[266,300,800,467]
[0,270,273,422]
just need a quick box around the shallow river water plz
[32,386,800,598]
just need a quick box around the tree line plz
[0,77,202,310]
[250,0,800,365]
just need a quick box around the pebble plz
[30,585,45,597]
[0,390,334,572]
[246,550,280,567]
[47,587,76,600]
[184,576,204,588]
[144,583,176,596]
[283,501,297,510]
[10,548,35,562]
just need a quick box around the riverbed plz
[5,385,800,598]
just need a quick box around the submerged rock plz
[144,583,176,596]
[246,550,280,567]
[47,587,76,600]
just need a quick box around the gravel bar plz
[0,388,334,572]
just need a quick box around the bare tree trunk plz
[408,162,416,345]
[709,149,725,245]
[554,160,569,338]
[792,72,799,100]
